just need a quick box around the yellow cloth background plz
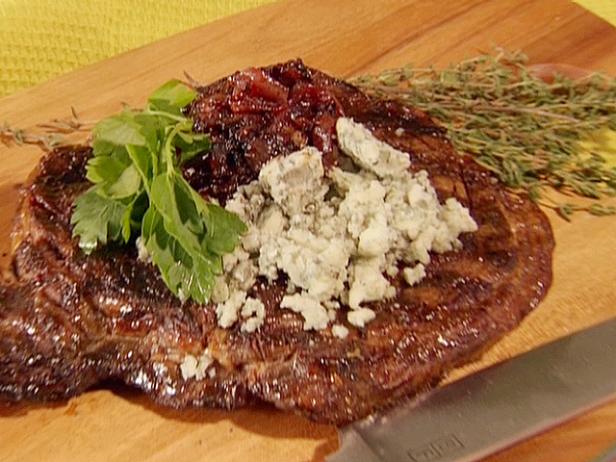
[0,0,276,97]
[0,0,613,98]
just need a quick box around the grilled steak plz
[0,60,554,424]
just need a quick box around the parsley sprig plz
[71,80,247,303]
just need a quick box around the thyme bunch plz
[353,49,616,219]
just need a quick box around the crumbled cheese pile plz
[212,117,477,335]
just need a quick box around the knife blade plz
[327,317,616,462]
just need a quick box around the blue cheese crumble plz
[214,117,477,333]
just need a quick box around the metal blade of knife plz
[327,317,616,462]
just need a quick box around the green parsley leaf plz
[70,187,129,254]
[126,144,155,183]
[105,164,142,199]
[86,151,131,184]
[71,79,246,303]
[148,79,198,115]
[93,112,147,147]
[86,154,142,200]
[141,206,217,303]
[203,202,248,255]
[175,131,211,164]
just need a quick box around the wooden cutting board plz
[1,1,615,461]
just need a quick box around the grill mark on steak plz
[0,60,554,424]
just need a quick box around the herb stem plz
[144,109,187,123]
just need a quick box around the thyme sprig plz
[352,49,616,219]
[1,107,93,151]
[1,121,65,151]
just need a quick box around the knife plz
[327,317,616,462]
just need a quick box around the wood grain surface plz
[1,1,615,461]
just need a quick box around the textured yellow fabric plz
[0,0,613,98]
[0,0,276,97]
